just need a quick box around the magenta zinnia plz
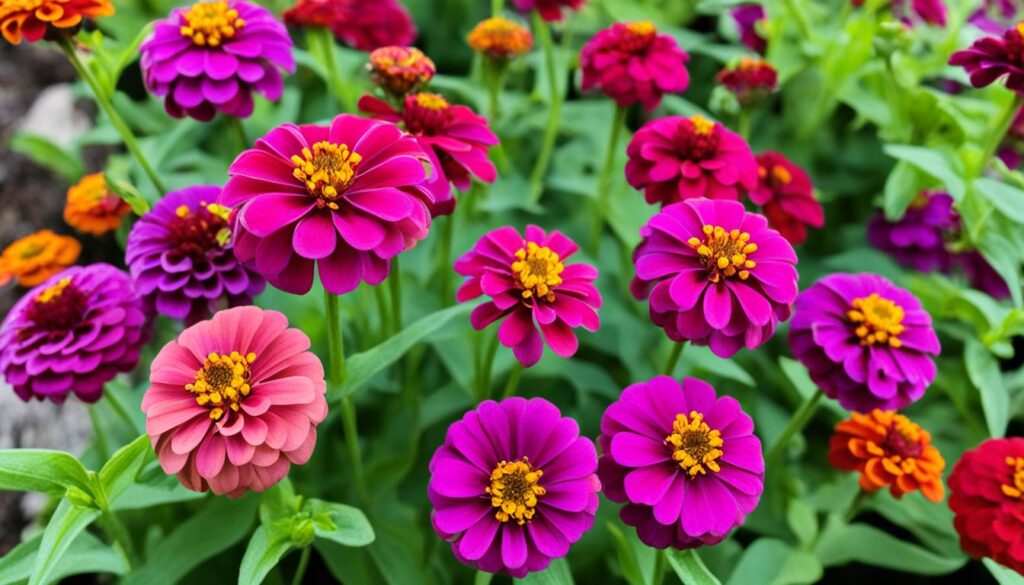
[626,115,758,205]
[143,306,327,497]
[221,114,433,295]
[511,0,584,22]
[598,376,764,549]
[749,151,824,245]
[455,226,601,367]
[789,273,941,412]
[950,22,1024,93]
[631,199,798,358]
[429,397,600,577]
[283,0,417,52]
[0,264,147,403]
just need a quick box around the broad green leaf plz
[976,229,1023,307]
[726,539,820,585]
[9,133,84,183]
[965,339,1009,438]
[985,558,1024,585]
[308,500,375,547]
[105,175,151,215]
[882,160,925,220]
[516,557,575,585]
[607,523,650,585]
[815,522,966,575]
[238,524,295,585]
[884,144,965,203]
[0,532,125,585]
[29,498,102,585]
[973,178,1024,223]
[260,477,299,525]
[337,303,473,399]
[97,435,152,506]
[667,549,721,585]
[111,478,205,511]
[786,499,818,546]
[0,449,92,495]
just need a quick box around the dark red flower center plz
[1005,23,1024,65]
[617,20,657,52]
[168,202,232,259]
[403,93,452,135]
[24,276,87,334]
[882,420,924,459]
[674,115,721,161]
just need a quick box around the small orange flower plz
[0,230,81,287]
[828,409,945,502]
[467,17,533,60]
[0,0,114,45]
[64,173,131,236]
[367,46,436,97]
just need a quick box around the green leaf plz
[337,303,473,399]
[607,522,653,585]
[786,499,818,546]
[29,498,102,585]
[778,357,844,417]
[308,499,375,547]
[973,178,1024,223]
[667,549,722,585]
[97,435,152,506]
[238,525,295,585]
[0,532,126,585]
[0,449,92,495]
[726,539,821,585]
[105,175,151,215]
[9,133,84,183]
[883,145,965,202]
[984,558,1024,585]
[515,557,575,585]
[965,339,1009,438]
[815,522,966,575]
[976,229,1023,307]
[882,161,925,220]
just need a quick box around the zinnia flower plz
[511,0,584,22]
[579,21,690,111]
[867,191,957,273]
[0,264,147,403]
[126,185,265,325]
[716,58,778,107]
[598,376,764,550]
[143,305,327,497]
[731,4,766,54]
[221,114,433,295]
[630,199,798,358]
[828,409,945,502]
[970,0,1020,34]
[0,229,81,287]
[367,46,435,98]
[903,0,948,26]
[626,115,758,205]
[429,397,600,577]
[0,0,113,45]
[454,226,601,367]
[957,251,1012,299]
[284,0,417,52]
[948,437,1024,575]
[950,22,1024,93]
[140,0,295,121]
[359,92,498,216]
[749,151,823,245]
[789,273,940,412]
[63,173,131,236]
[467,17,533,60]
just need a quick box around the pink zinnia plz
[283,0,417,52]
[359,92,499,216]
[511,0,584,22]
[143,306,327,497]
[749,151,824,245]
[455,226,601,367]
[950,22,1024,93]
[631,199,798,358]
[626,115,758,205]
[579,21,690,111]
[221,114,433,295]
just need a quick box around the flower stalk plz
[592,104,628,251]
[764,388,824,469]
[528,13,567,204]
[324,290,367,502]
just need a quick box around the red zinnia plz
[748,151,824,245]
[283,0,416,52]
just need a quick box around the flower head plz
[455,226,601,367]
[631,199,797,358]
[359,92,498,216]
[789,273,940,412]
[0,264,147,403]
[598,376,764,549]
[731,4,766,53]
[284,0,417,52]
[904,0,948,26]
[716,58,778,106]
[126,185,265,325]
[828,409,945,502]
[468,17,533,60]
[949,22,1024,93]
[970,0,1022,34]
[0,0,113,45]
[867,191,958,273]
[579,21,690,111]
[948,437,1024,574]
[143,306,327,497]
[0,229,80,287]
[63,173,131,236]
[429,397,600,577]
[367,46,435,98]
[511,0,584,22]
[221,114,433,295]
[626,115,758,205]
[956,251,1012,299]
[140,0,295,121]
[749,151,823,245]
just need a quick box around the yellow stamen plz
[771,165,792,185]
[511,242,565,302]
[686,224,757,283]
[414,92,450,111]
[185,351,256,420]
[690,115,715,136]
[179,1,245,47]
[847,293,905,348]
[291,141,363,209]
[625,20,656,36]
[34,276,73,304]
[485,458,546,525]
[1001,456,1024,499]
[665,411,724,477]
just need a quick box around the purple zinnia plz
[140,0,296,121]
[126,185,265,325]
[956,251,1012,299]
[631,199,798,358]
[731,4,766,53]
[949,22,1024,93]
[598,376,764,549]
[867,191,958,273]
[429,397,600,577]
[0,264,148,403]
[790,273,941,412]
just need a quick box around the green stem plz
[592,104,628,252]
[438,215,456,305]
[100,511,135,569]
[58,37,167,195]
[764,389,824,469]
[291,546,311,585]
[843,490,868,524]
[373,284,391,341]
[528,13,565,204]
[501,363,523,399]
[324,290,347,383]
[227,116,248,153]
[477,333,500,402]
[88,407,110,459]
[308,27,353,113]
[389,256,403,335]
[492,0,503,16]
[324,291,366,502]
[737,108,752,141]
[782,0,815,42]
[663,342,684,376]
[977,94,1022,178]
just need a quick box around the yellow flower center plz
[687,225,758,283]
[186,351,255,420]
[18,243,44,260]
[414,92,450,111]
[34,276,72,304]
[467,17,533,57]
[758,164,792,186]
[0,0,44,20]
[291,141,363,209]
[665,411,724,477]
[179,1,245,47]
[511,242,564,302]
[625,20,656,36]
[485,458,546,525]
[690,114,715,136]
[1002,457,1024,499]
[1016,20,1024,36]
[847,293,905,348]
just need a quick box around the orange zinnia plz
[467,17,533,60]
[0,0,114,45]
[828,409,945,502]
[64,173,131,235]
[0,230,81,286]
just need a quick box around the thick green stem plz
[324,291,366,502]
[764,389,824,469]
[308,27,353,113]
[291,546,311,585]
[477,333,500,402]
[389,256,403,335]
[227,116,248,153]
[737,108,752,141]
[100,511,135,569]
[59,37,167,195]
[324,290,347,383]
[592,104,628,252]
[373,284,391,341]
[977,94,1023,178]
[438,215,455,305]
[492,0,503,16]
[528,14,565,204]
[663,342,684,376]
[501,363,523,399]
[843,490,868,524]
